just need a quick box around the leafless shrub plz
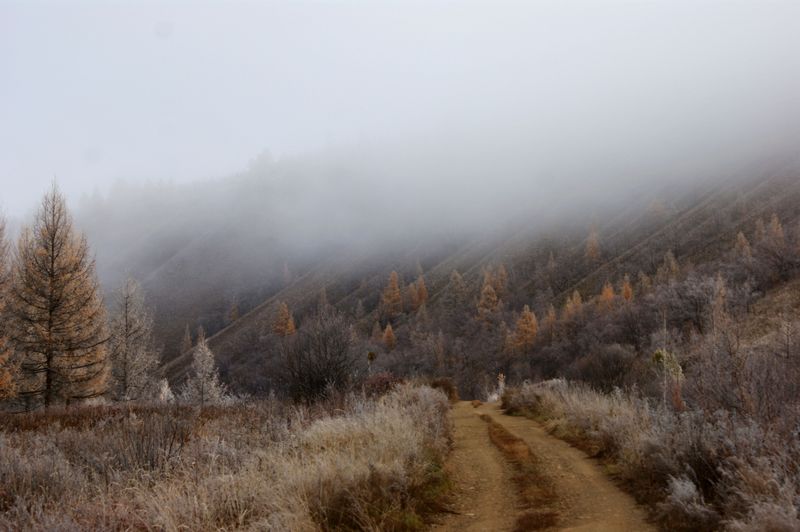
[279,308,358,401]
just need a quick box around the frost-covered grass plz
[0,385,452,531]
[503,380,800,531]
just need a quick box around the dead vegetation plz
[480,414,559,531]
[504,380,800,531]
[0,385,451,531]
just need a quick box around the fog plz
[2,0,800,229]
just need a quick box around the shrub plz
[363,371,404,397]
[429,377,459,402]
[279,308,358,401]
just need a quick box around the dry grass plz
[480,414,559,531]
[0,385,452,531]
[503,380,800,531]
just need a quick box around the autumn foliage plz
[9,186,109,408]
[273,301,297,337]
[381,271,403,319]
[510,305,538,352]
[383,323,397,351]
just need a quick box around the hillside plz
[146,171,800,394]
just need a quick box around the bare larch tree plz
[108,277,160,400]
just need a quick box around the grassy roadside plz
[1,385,452,531]
[503,380,800,531]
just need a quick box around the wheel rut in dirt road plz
[435,401,655,532]
[432,401,518,532]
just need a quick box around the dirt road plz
[434,401,654,531]
[432,401,519,531]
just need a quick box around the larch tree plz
[754,217,766,243]
[512,305,538,352]
[354,298,365,320]
[383,323,397,352]
[597,281,615,310]
[735,231,752,260]
[382,271,403,319]
[10,186,109,408]
[637,271,652,293]
[371,321,383,342]
[561,290,583,321]
[273,301,296,337]
[181,324,193,354]
[586,227,601,262]
[769,213,785,248]
[108,278,160,401]
[493,264,509,298]
[180,329,225,407]
[477,281,499,320]
[620,274,634,302]
[441,270,468,328]
[0,219,16,400]
[406,281,419,311]
[415,275,429,307]
[656,251,680,283]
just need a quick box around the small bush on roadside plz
[430,377,459,402]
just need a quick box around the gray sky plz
[2,0,800,216]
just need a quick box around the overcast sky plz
[2,0,800,217]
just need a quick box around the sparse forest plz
[3,175,800,529]
[4,1,800,529]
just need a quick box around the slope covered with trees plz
[137,171,800,401]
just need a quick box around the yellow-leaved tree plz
[273,301,297,337]
[511,305,538,352]
[10,185,109,408]
[383,323,397,351]
[382,271,403,319]
[477,279,500,320]
[621,274,634,302]
[597,281,615,310]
